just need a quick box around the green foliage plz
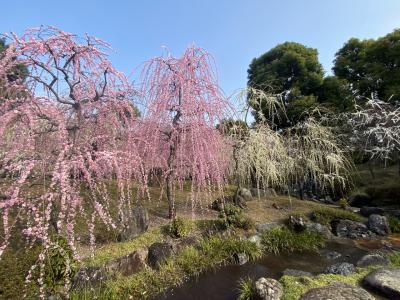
[388,251,400,267]
[286,95,318,124]
[165,217,191,238]
[219,204,255,230]
[311,207,363,225]
[0,38,29,83]
[237,277,255,300]
[72,236,261,299]
[334,29,400,102]
[260,227,326,254]
[388,216,400,233]
[317,76,354,111]
[248,42,324,127]
[44,236,78,291]
[339,198,349,209]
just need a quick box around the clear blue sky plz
[1,0,399,96]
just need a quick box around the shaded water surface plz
[156,239,368,300]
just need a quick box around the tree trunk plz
[233,145,241,189]
[166,143,176,220]
[165,87,182,220]
[298,182,304,200]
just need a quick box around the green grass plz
[280,251,400,300]
[72,236,261,299]
[83,228,163,267]
[388,251,400,267]
[310,207,364,225]
[279,266,377,300]
[260,227,326,254]
[237,277,255,300]
[388,215,400,233]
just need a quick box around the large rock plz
[368,214,390,236]
[362,267,400,299]
[288,215,306,231]
[254,277,283,300]
[360,207,384,217]
[333,219,369,239]
[147,242,174,269]
[237,188,253,201]
[105,248,147,276]
[300,281,374,300]
[118,207,149,242]
[356,254,389,268]
[350,193,373,208]
[282,269,312,277]
[234,188,252,207]
[306,222,333,239]
[325,262,356,275]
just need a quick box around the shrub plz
[339,198,349,209]
[388,216,400,233]
[44,236,78,291]
[165,217,190,238]
[310,207,363,225]
[219,204,255,230]
[237,277,255,300]
[260,227,326,254]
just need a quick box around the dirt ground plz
[140,185,330,228]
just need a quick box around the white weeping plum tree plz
[228,87,352,200]
[349,99,400,174]
[287,118,353,199]
[223,87,291,194]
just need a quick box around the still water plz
[156,239,368,300]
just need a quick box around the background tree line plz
[247,28,400,128]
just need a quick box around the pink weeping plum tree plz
[0,26,145,288]
[139,46,232,219]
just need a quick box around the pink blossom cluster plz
[139,46,232,212]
